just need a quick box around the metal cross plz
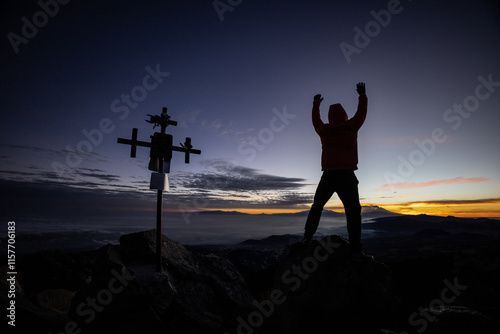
[117,107,201,272]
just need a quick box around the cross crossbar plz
[117,128,151,158]
[172,137,201,163]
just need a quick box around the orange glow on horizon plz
[206,204,500,218]
[379,203,500,218]
[163,201,500,218]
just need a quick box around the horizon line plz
[165,207,500,219]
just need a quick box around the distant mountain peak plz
[361,205,401,217]
[196,210,249,215]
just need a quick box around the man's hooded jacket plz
[312,95,367,171]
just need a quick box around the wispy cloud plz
[376,176,492,192]
[379,197,500,217]
[161,159,314,210]
[382,197,500,217]
[0,142,62,155]
[0,166,123,186]
[0,178,152,222]
[77,168,122,183]
[401,198,500,206]
[175,159,308,192]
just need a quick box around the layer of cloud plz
[174,159,308,192]
[382,198,500,217]
[167,159,313,211]
[400,198,500,206]
[376,176,492,192]
[0,159,314,222]
[0,167,124,187]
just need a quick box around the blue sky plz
[1,0,500,221]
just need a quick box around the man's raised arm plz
[312,94,324,132]
[351,82,367,129]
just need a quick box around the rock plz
[266,235,399,334]
[0,281,71,332]
[0,252,86,333]
[37,288,75,314]
[67,230,255,334]
[16,249,92,296]
[411,306,499,334]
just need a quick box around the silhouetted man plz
[303,82,368,257]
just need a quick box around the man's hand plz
[356,82,366,95]
[314,94,324,103]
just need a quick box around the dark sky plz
[1,0,500,221]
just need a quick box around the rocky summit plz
[4,229,500,334]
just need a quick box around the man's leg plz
[337,171,362,253]
[304,171,336,241]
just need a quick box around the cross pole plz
[117,107,201,272]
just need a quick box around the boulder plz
[408,306,498,334]
[37,288,75,314]
[0,281,71,332]
[67,229,255,334]
[266,235,399,334]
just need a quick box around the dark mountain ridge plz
[192,205,401,218]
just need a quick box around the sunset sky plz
[1,0,500,223]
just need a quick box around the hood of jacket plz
[328,103,348,124]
